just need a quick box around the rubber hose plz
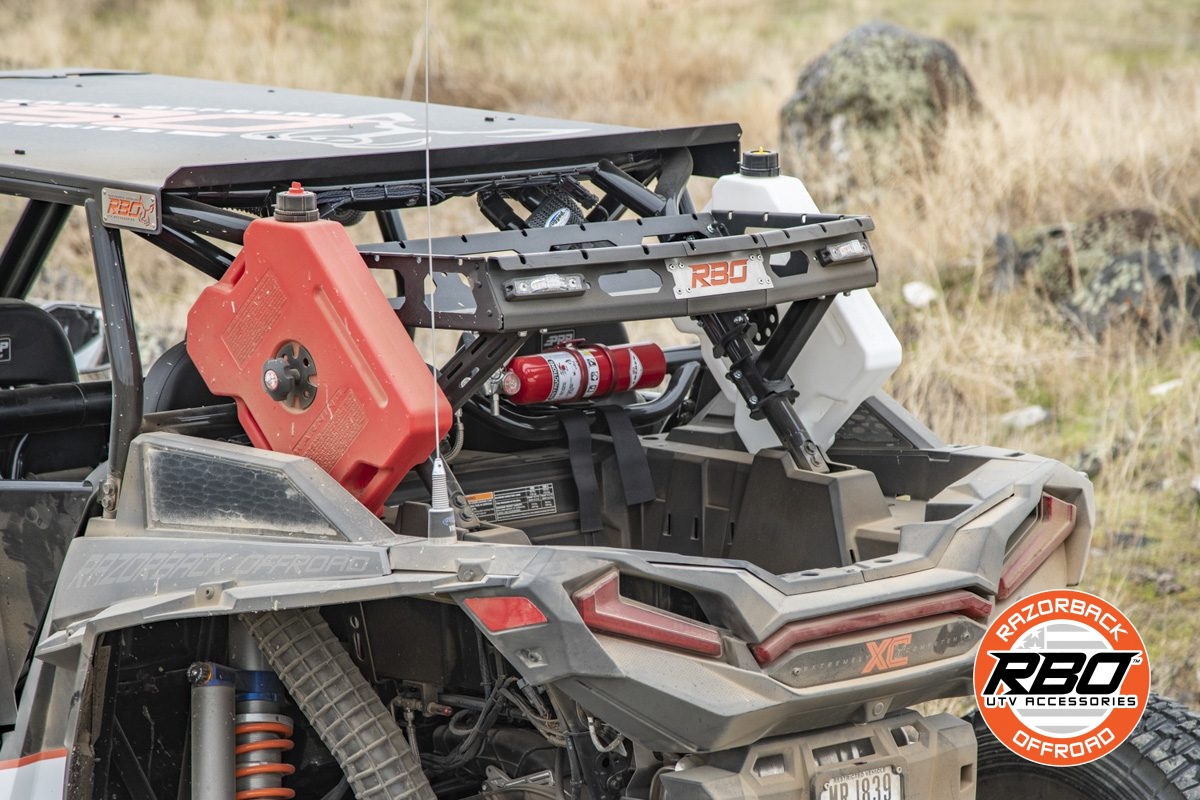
[240,609,437,800]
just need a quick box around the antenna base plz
[426,506,458,544]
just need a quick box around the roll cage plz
[0,69,877,506]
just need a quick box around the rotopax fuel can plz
[500,342,666,405]
[187,183,450,514]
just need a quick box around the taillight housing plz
[463,596,548,632]
[997,493,1077,600]
[750,589,993,666]
[573,571,723,657]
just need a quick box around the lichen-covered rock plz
[780,22,981,183]
[992,209,1200,335]
[1067,248,1198,335]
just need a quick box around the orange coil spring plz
[235,720,296,800]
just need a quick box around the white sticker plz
[627,351,643,390]
[581,349,602,398]
[668,251,772,299]
[543,351,582,402]
[466,483,558,522]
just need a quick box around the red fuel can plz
[187,201,449,514]
[500,343,667,405]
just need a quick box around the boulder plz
[992,209,1200,335]
[780,22,981,185]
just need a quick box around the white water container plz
[674,156,901,451]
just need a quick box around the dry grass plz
[4,0,1200,700]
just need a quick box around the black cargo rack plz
[361,211,877,331]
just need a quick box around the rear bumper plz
[657,711,976,800]
[42,433,1093,757]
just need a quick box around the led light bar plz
[817,238,871,265]
[504,273,587,300]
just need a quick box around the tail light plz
[573,571,723,657]
[463,596,548,632]
[997,493,1077,600]
[751,590,992,666]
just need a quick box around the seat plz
[0,299,99,479]
[0,298,78,387]
[143,341,223,413]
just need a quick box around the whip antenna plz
[422,0,455,542]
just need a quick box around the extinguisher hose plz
[240,609,436,800]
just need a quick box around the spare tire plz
[970,692,1200,799]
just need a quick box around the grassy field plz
[3,0,1200,701]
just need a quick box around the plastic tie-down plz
[188,207,450,513]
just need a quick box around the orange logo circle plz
[973,588,1150,766]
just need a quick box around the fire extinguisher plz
[500,343,667,405]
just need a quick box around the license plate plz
[818,766,903,800]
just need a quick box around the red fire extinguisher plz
[500,343,667,405]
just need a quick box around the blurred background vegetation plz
[3,0,1199,701]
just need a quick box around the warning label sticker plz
[466,483,558,523]
[543,351,583,402]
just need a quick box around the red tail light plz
[573,572,723,657]
[997,493,1077,600]
[750,589,993,666]
[463,596,548,632]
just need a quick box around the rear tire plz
[970,693,1200,799]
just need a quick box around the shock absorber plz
[188,661,236,800]
[230,620,297,800]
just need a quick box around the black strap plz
[561,412,602,533]
[598,405,656,506]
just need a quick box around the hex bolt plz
[100,479,117,514]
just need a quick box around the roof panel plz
[0,72,740,194]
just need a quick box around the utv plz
[0,69,1194,800]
